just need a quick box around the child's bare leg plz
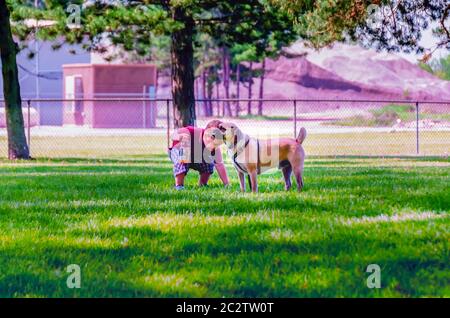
[199,172,211,186]
[175,173,185,186]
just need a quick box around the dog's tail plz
[296,127,307,144]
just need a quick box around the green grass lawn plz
[0,156,449,297]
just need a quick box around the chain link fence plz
[0,98,449,158]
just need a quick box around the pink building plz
[62,64,157,128]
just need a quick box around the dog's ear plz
[208,128,225,141]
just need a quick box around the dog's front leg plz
[249,170,258,193]
[237,171,246,192]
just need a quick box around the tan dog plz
[218,122,307,193]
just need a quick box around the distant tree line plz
[193,33,274,118]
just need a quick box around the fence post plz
[142,86,146,128]
[27,100,31,153]
[293,100,297,138]
[416,101,419,155]
[166,99,170,149]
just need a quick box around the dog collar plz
[233,136,250,156]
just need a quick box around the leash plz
[232,136,250,174]
[231,136,261,190]
[231,136,261,188]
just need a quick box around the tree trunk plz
[195,76,199,98]
[201,69,211,117]
[235,62,240,117]
[0,0,30,159]
[247,61,253,115]
[215,81,220,116]
[222,47,231,117]
[194,76,199,115]
[206,70,214,117]
[170,7,196,128]
[258,59,266,116]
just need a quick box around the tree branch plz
[440,4,450,41]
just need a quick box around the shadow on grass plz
[0,157,448,296]
[1,217,447,297]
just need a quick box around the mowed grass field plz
[1,130,450,157]
[0,155,448,297]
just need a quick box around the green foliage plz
[435,65,450,81]
[9,1,296,60]
[432,55,450,81]
[194,33,221,78]
[418,55,450,81]
[271,0,450,55]
[231,44,258,64]
[10,0,174,57]
[270,0,376,48]
[419,61,434,74]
